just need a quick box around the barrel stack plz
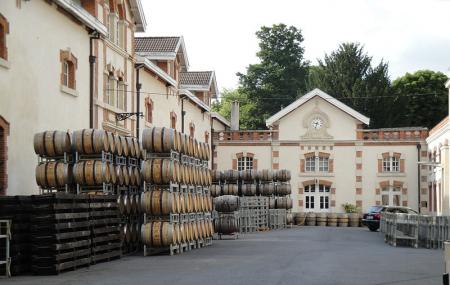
[212,169,292,233]
[213,195,240,239]
[140,127,213,255]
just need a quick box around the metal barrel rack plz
[0,220,11,278]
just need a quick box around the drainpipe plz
[135,64,144,140]
[181,96,186,133]
[417,143,422,213]
[89,31,100,129]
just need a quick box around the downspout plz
[181,96,186,133]
[135,64,144,140]
[210,115,214,169]
[89,31,100,129]
[417,143,422,213]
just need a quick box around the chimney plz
[230,100,240,131]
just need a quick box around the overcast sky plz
[139,0,450,91]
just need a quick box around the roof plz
[211,112,231,127]
[266,88,371,127]
[179,89,210,112]
[129,0,147,32]
[135,55,177,87]
[179,71,219,98]
[429,116,449,136]
[54,0,107,36]
[135,37,189,70]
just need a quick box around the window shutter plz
[377,159,382,173]
[232,159,237,170]
[400,159,405,172]
[300,159,305,173]
[253,159,258,170]
[329,159,334,173]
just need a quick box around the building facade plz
[213,89,429,214]
[426,75,450,215]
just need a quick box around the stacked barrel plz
[34,131,73,193]
[211,169,292,232]
[213,195,240,238]
[295,212,362,227]
[140,127,213,255]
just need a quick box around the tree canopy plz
[391,70,448,129]
[237,24,309,128]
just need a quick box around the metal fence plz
[381,213,450,249]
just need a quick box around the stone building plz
[213,89,429,213]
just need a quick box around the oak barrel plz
[337,213,349,227]
[316,213,327,226]
[73,160,111,185]
[327,213,338,227]
[35,162,72,188]
[72,129,109,154]
[259,183,275,196]
[214,195,239,212]
[34,131,71,157]
[275,183,291,195]
[210,184,221,197]
[215,214,239,234]
[306,212,317,226]
[141,221,177,247]
[142,127,180,153]
[240,184,256,196]
[141,158,180,184]
[222,184,238,196]
[275,169,291,182]
[140,190,178,215]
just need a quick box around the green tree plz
[237,24,310,128]
[211,89,258,130]
[308,43,392,128]
[391,70,448,129]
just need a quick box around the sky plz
[138,0,450,91]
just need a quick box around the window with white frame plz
[383,156,399,172]
[105,74,116,106]
[304,184,315,193]
[381,187,401,206]
[237,157,253,171]
[318,157,329,172]
[318,184,330,193]
[305,157,315,172]
[116,80,125,110]
[305,195,314,209]
[320,196,329,209]
[62,61,69,87]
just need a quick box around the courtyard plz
[2,227,443,285]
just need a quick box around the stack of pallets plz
[89,195,121,264]
[0,196,32,276]
[30,193,91,275]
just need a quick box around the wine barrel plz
[123,223,132,244]
[119,135,129,157]
[239,170,257,182]
[294,212,306,225]
[106,131,115,154]
[187,136,194,157]
[204,143,211,161]
[141,221,177,247]
[214,195,239,212]
[122,165,130,186]
[114,134,123,156]
[36,162,72,188]
[192,221,199,241]
[115,166,124,186]
[222,184,238,196]
[179,193,186,214]
[316,213,327,226]
[134,167,141,186]
[110,164,117,185]
[259,183,275,196]
[275,169,291,182]
[132,138,141,158]
[72,129,109,154]
[306,212,316,226]
[179,223,187,243]
[240,184,256,196]
[210,184,221,197]
[134,193,141,214]
[275,197,293,210]
[348,213,360,227]
[142,127,179,153]
[269,197,276,209]
[126,137,136,158]
[129,167,136,186]
[141,158,180,184]
[338,213,349,227]
[206,169,212,186]
[124,193,132,215]
[34,131,71,157]
[130,193,138,214]
[208,220,215,236]
[327,213,338,227]
[141,190,178,215]
[192,193,200,213]
[286,213,294,225]
[173,223,181,245]
[117,194,125,215]
[223,170,238,182]
[275,183,291,195]
[259,169,274,182]
[211,170,223,183]
[215,214,239,234]
[73,160,111,185]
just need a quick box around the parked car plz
[362,205,418,232]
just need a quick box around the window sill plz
[0,57,10,69]
[60,85,78,97]
[377,172,406,177]
[299,173,334,177]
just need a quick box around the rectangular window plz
[320,196,329,209]
[383,156,400,172]
[106,76,116,106]
[117,81,125,110]
[63,61,69,87]
[319,185,330,193]
[237,157,253,171]
[382,194,389,206]
[381,187,402,206]
[318,157,329,172]
[305,196,314,209]
[305,157,315,172]
[304,184,315,193]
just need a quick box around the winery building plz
[213,89,430,214]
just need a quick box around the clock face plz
[311,118,323,130]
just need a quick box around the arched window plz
[0,13,9,61]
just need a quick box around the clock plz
[311,118,323,130]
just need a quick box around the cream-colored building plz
[0,0,109,195]
[135,37,219,146]
[213,89,429,213]
[426,75,450,215]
